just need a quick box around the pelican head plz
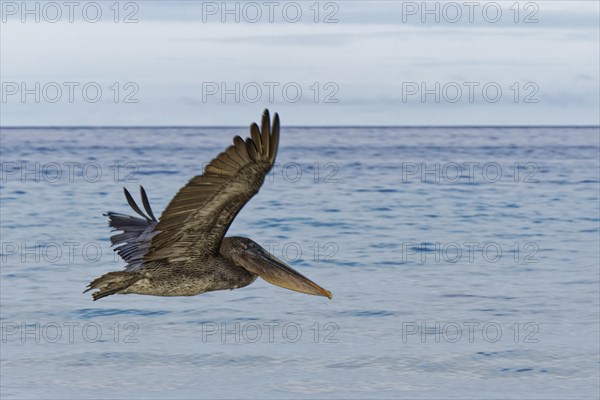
[220,237,333,299]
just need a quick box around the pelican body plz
[85,110,332,301]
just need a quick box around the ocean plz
[1,126,598,399]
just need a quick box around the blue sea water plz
[0,126,599,399]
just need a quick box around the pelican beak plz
[239,248,333,299]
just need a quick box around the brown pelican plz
[85,110,332,301]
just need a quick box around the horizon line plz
[2,125,599,129]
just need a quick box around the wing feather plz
[124,187,151,220]
[270,113,280,159]
[250,123,262,153]
[261,109,271,151]
[140,186,157,221]
[246,139,258,161]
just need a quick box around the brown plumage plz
[85,110,332,301]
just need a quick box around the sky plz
[0,1,599,126]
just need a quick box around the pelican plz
[85,110,332,301]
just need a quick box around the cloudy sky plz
[1,1,599,126]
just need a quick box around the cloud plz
[1,1,598,126]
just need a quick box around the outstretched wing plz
[144,109,280,263]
